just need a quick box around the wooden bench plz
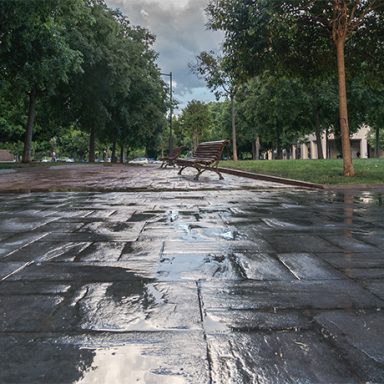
[176,140,229,180]
[159,146,183,168]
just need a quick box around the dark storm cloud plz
[105,0,224,109]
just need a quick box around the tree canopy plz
[206,0,384,173]
[0,0,167,162]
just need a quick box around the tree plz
[0,0,85,162]
[57,127,89,161]
[191,51,239,160]
[179,101,211,152]
[237,74,316,159]
[0,81,25,146]
[364,84,384,156]
[368,127,384,154]
[206,0,384,174]
[106,23,166,161]
[61,3,166,162]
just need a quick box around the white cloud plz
[105,0,224,111]
[140,9,149,18]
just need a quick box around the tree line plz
[0,0,168,163]
[2,0,384,174]
[187,0,384,176]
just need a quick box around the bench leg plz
[194,168,224,180]
[178,166,186,175]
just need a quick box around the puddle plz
[75,346,187,384]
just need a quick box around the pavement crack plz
[196,280,214,384]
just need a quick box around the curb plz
[218,167,324,189]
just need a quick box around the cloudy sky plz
[105,0,224,113]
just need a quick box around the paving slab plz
[200,280,382,311]
[0,173,384,383]
[0,332,209,384]
[207,331,360,384]
[315,310,384,383]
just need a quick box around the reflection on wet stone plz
[208,332,360,384]
[0,189,384,383]
[53,281,201,332]
[0,332,209,384]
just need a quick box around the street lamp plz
[161,71,173,153]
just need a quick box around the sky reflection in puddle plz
[75,345,187,384]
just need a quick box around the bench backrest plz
[169,146,183,160]
[194,140,229,161]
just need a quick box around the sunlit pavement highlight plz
[0,164,383,383]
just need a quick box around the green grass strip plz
[220,159,384,185]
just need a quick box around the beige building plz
[294,125,370,160]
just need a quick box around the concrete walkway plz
[0,164,383,383]
[0,163,291,192]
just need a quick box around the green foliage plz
[206,0,384,166]
[0,0,84,94]
[236,75,314,155]
[178,100,212,151]
[191,50,234,100]
[0,83,25,143]
[0,0,87,161]
[368,127,384,151]
[207,1,384,81]
[56,127,89,160]
[62,3,166,160]
[221,159,384,185]
[0,0,167,162]
[207,101,231,141]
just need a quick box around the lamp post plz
[161,72,173,153]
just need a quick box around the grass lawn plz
[220,159,384,185]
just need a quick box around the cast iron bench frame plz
[176,140,229,180]
[159,146,183,168]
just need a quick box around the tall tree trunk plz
[315,108,324,160]
[336,38,354,175]
[275,125,282,159]
[375,126,380,158]
[22,86,37,163]
[120,144,124,163]
[255,136,260,160]
[111,141,117,163]
[334,7,354,175]
[252,136,260,160]
[88,126,96,163]
[230,94,238,161]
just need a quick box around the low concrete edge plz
[218,167,325,189]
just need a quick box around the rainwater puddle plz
[75,346,187,384]
[157,253,243,281]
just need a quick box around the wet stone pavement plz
[0,168,384,383]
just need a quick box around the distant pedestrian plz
[51,151,56,162]
[357,151,361,158]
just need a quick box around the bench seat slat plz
[175,140,229,180]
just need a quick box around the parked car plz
[148,158,162,164]
[56,157,75,163]
[128,157,149,165]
